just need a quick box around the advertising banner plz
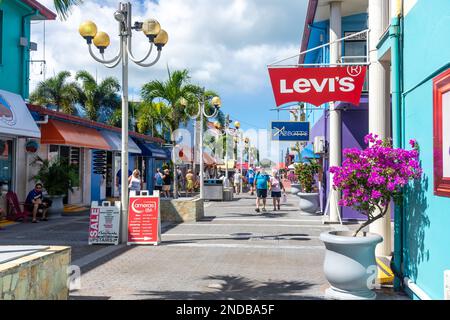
[127,190,160,245]
[268,66,367,107]
[271,121,310,141]
[88,201,121,245]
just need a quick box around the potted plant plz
[31,156,79,216]
[294,159,321,215]
[321,134,422,299]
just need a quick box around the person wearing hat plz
[185,169,195,197]
[246,166,256,195]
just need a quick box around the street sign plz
[127,190,161,245]
[88,201,121,245]
[271,121,310,141]
[268,66,367,106]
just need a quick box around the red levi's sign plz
[268,66,367,107]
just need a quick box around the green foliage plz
[53,0,83,20]
[31,156,79,196]
[75,70,120,121]
[294,159,321,193]
[29,71,82,114]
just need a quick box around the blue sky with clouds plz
[30,0,308,137]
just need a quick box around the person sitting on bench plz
[25,183,51,223]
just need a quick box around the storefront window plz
[49,145,81,178]
[0,139,13,190]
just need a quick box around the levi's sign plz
[271,121,309,142]
[268,66,367,107]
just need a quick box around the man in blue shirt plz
[116,168,132,195]
[246,167,256,195]
[25,183,50,223]
[253,168,270,213]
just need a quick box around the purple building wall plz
[310,95,394,220]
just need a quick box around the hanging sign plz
[88,201,121,245]
[25,140,39,153]
[127,190,161,245]
[268,66,367,107]
[271,121,310,141]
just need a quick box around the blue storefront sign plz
[271,121,310,141]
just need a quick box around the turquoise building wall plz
[0,0,35,98]
[402,0,450,300]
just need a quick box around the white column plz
[328,1,342,223]
[368,0,391,256]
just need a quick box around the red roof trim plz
[299,0,319,64]
[27,104,164,144]
[20,0,57,20]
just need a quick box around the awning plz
[40,119,111,150]
[137,142,169,160]
[0,90,40,138]
[101,131,141,154]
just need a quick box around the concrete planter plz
[297,192,320,215]
[290,183,301,194]
[320,231,383,300]
[46,195,64,216]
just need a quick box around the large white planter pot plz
[320,231,383,300]
[46,195,65,216]
[290,184,301,195]
[297,192,320,215]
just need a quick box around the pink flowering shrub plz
[329,133,422,236]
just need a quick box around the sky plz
[29,0,309,161]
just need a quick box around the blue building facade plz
[394,0,450,300]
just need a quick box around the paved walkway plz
[0,193,409,300]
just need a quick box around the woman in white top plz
[128,169,143,192]
[270,171,285,211]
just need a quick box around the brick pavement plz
[0,193,409,300]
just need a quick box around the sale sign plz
[268,66,367,107]
[127,191,160,245]
[89,201,120,245]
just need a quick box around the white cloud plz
[30,0,308,98]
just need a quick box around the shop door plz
[0,140,13,191]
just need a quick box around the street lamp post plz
[184,92,221,199]
[79,2,168,243]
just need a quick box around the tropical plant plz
[31,156,79,196]
[294,159,321,193]
[329,133,422,236]
[141,68,223,196]
[75,70,120,121]
[136,101,171,138]
[53,0,83,20]
[29,71,82,114]
[107,101,139,128]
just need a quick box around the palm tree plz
[141,69,223,198]
[53,0,83,20]
[136,101,171,138]
[75,70,120,121]
[29,71,81,114]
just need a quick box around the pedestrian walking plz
[270,170,285,211]
[162,168,172,198]
[254,168,270,213]
[246,167,256,195]
[128,169,143,192]
[185,169,195,197]
[154,168,163,192]
[233,170,242,195]
[116,168,132,196]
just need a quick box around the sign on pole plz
[89,201,121,245]
[271,121,310,141]
[268,66,367,106]
[127,190,161,245]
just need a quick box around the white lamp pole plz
[79,2,168,243]
[184,92,221,199]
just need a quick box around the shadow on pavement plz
[160,233,313,245]
[133,275,324,300]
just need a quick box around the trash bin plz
[203,179,224,200]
